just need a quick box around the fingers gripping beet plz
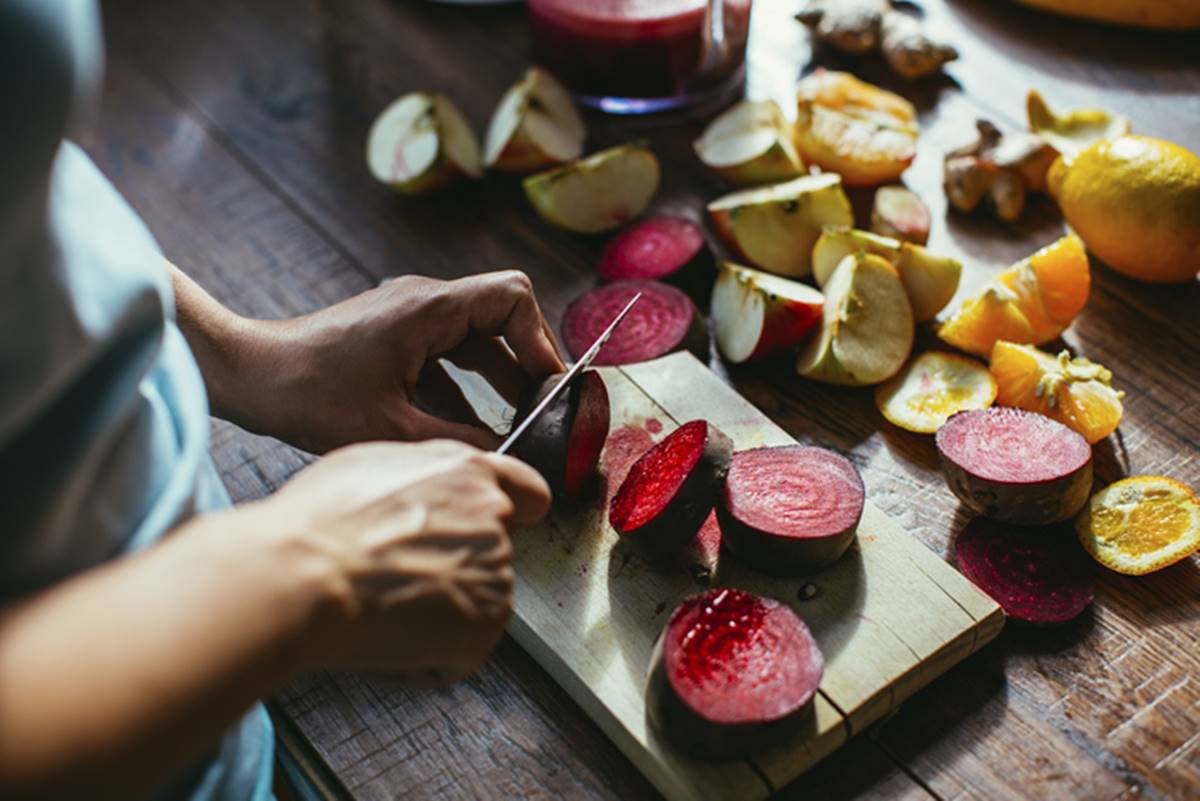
[955,518,1094,624]
[647,589,823,758]
[561,281,709,367]
[718,445,865,575]
[609,420,733,563]
[511,370,610,503]
[936,407,1093,525]
[597,217,714,301]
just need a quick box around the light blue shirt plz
[0,1,273,798]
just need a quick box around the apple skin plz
[712,262,824,363]
[752,292,823,360]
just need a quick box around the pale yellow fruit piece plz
[523,144,660,233]
[1076,476,1200,575]
[875,351,997,433]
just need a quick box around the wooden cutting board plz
[448,351,1004,801]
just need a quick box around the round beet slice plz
[609,420,732,563]
[646,588,823,758]
[511,370,610,503]
[936,407,1093,525]
[955,517,1094,624]
[718,445,864,575]
[561,281,708,366]
[597,217,714,299]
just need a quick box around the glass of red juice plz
[527,0,753,114]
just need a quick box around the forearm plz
[0,503,348,801]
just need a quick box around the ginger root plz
[944,120,1057,222]
[797,0,958,79]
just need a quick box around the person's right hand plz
[253,439,550,686]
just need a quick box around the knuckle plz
[504,270,534,294]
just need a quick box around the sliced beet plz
[679,511,722,583]
[609,420,732,563]
[596,217,714,300]
[718,445,864,575]
[646,588,823,758]
[936,407,1093,525]
[561,281,708,367]
[511,369,610,503]
[955,517,1094,624]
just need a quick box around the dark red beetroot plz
[609,420,732,563]
[718,446,864,575]
[511,370,610,503]
[936,407,1093,525]
[561,281,708,366]
[955,517,1094,624]
[646,588,823,758]
[596,217,714,300]
[679,511,722,583]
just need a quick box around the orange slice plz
[875,351,997,433]
[1076,476,1200,575]
[939,235,1089,356]
[990,341,1124,444]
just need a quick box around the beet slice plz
[718,445,864,575]
[561,281,708,366]
[597,217,714,300]
[646,588,823,758]
[609,420,732,563]
[936,407,1093,525]
[511,369,610,503]
[955,517,1094,624]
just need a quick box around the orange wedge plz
[990,341,1124,444]
[1076,476,1200,575]
[875,351,997,433]
[940,235,1089,356]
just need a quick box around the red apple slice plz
[484,67,585,174]
[712,262,824,363]
[366,92,481,194]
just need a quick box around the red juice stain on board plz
[645,418,663,434]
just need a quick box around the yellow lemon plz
[1047,135,1200,283]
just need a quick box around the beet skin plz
[511,369,610,503]
[646,588,823,758]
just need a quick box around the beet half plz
[597,217,714,301]
[609,420,733,563]
[937,407,1093,525]
[955,517,1094,624]
[646,588,823,758]
[511,370,610,503]
[718,445,864,575]
[561,281,709,367]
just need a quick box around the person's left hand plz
[227,271,565,454]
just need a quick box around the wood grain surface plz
[79,0,1200,798]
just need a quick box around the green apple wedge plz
[711,261,824,363]
[796,252,914,386]
[523,143,660,233]
[694,100,805,187]
[811,226,961,322]
[366,93,481,194]
[484,67,585,174]
[707,173,853,278]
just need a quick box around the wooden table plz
[82,0,1200,798]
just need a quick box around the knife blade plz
[496,291,641,455]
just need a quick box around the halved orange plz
[939,235,1089,356]
[990,341,1124,444]
[1076,476,1200,575]
[875,351,997,433]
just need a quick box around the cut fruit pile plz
[1076,477,1200,575]
[561,281,706,366]
[955,518,1094,624]
[794,69,919,187]
[990,341,1124,444]
[694,100,806,187]
[711,262,824,363]
[939,234,1090,357]
[875,352,996,434]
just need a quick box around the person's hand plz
[226,271,565,454]
[251,439,550,685]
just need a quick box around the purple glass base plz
[571,64,746,115]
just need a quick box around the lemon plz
[1047,135,1200,283]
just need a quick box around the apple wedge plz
[707,173,853,278]
[711,262,824,363]
[871,184,930,244]
[484,67,585,174]
[796,252,914,386]
[811,226,961,322]
[694,100,805,187]
[523,143,660,233]
[366,92,481,194]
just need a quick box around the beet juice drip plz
[672,589,768,684]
